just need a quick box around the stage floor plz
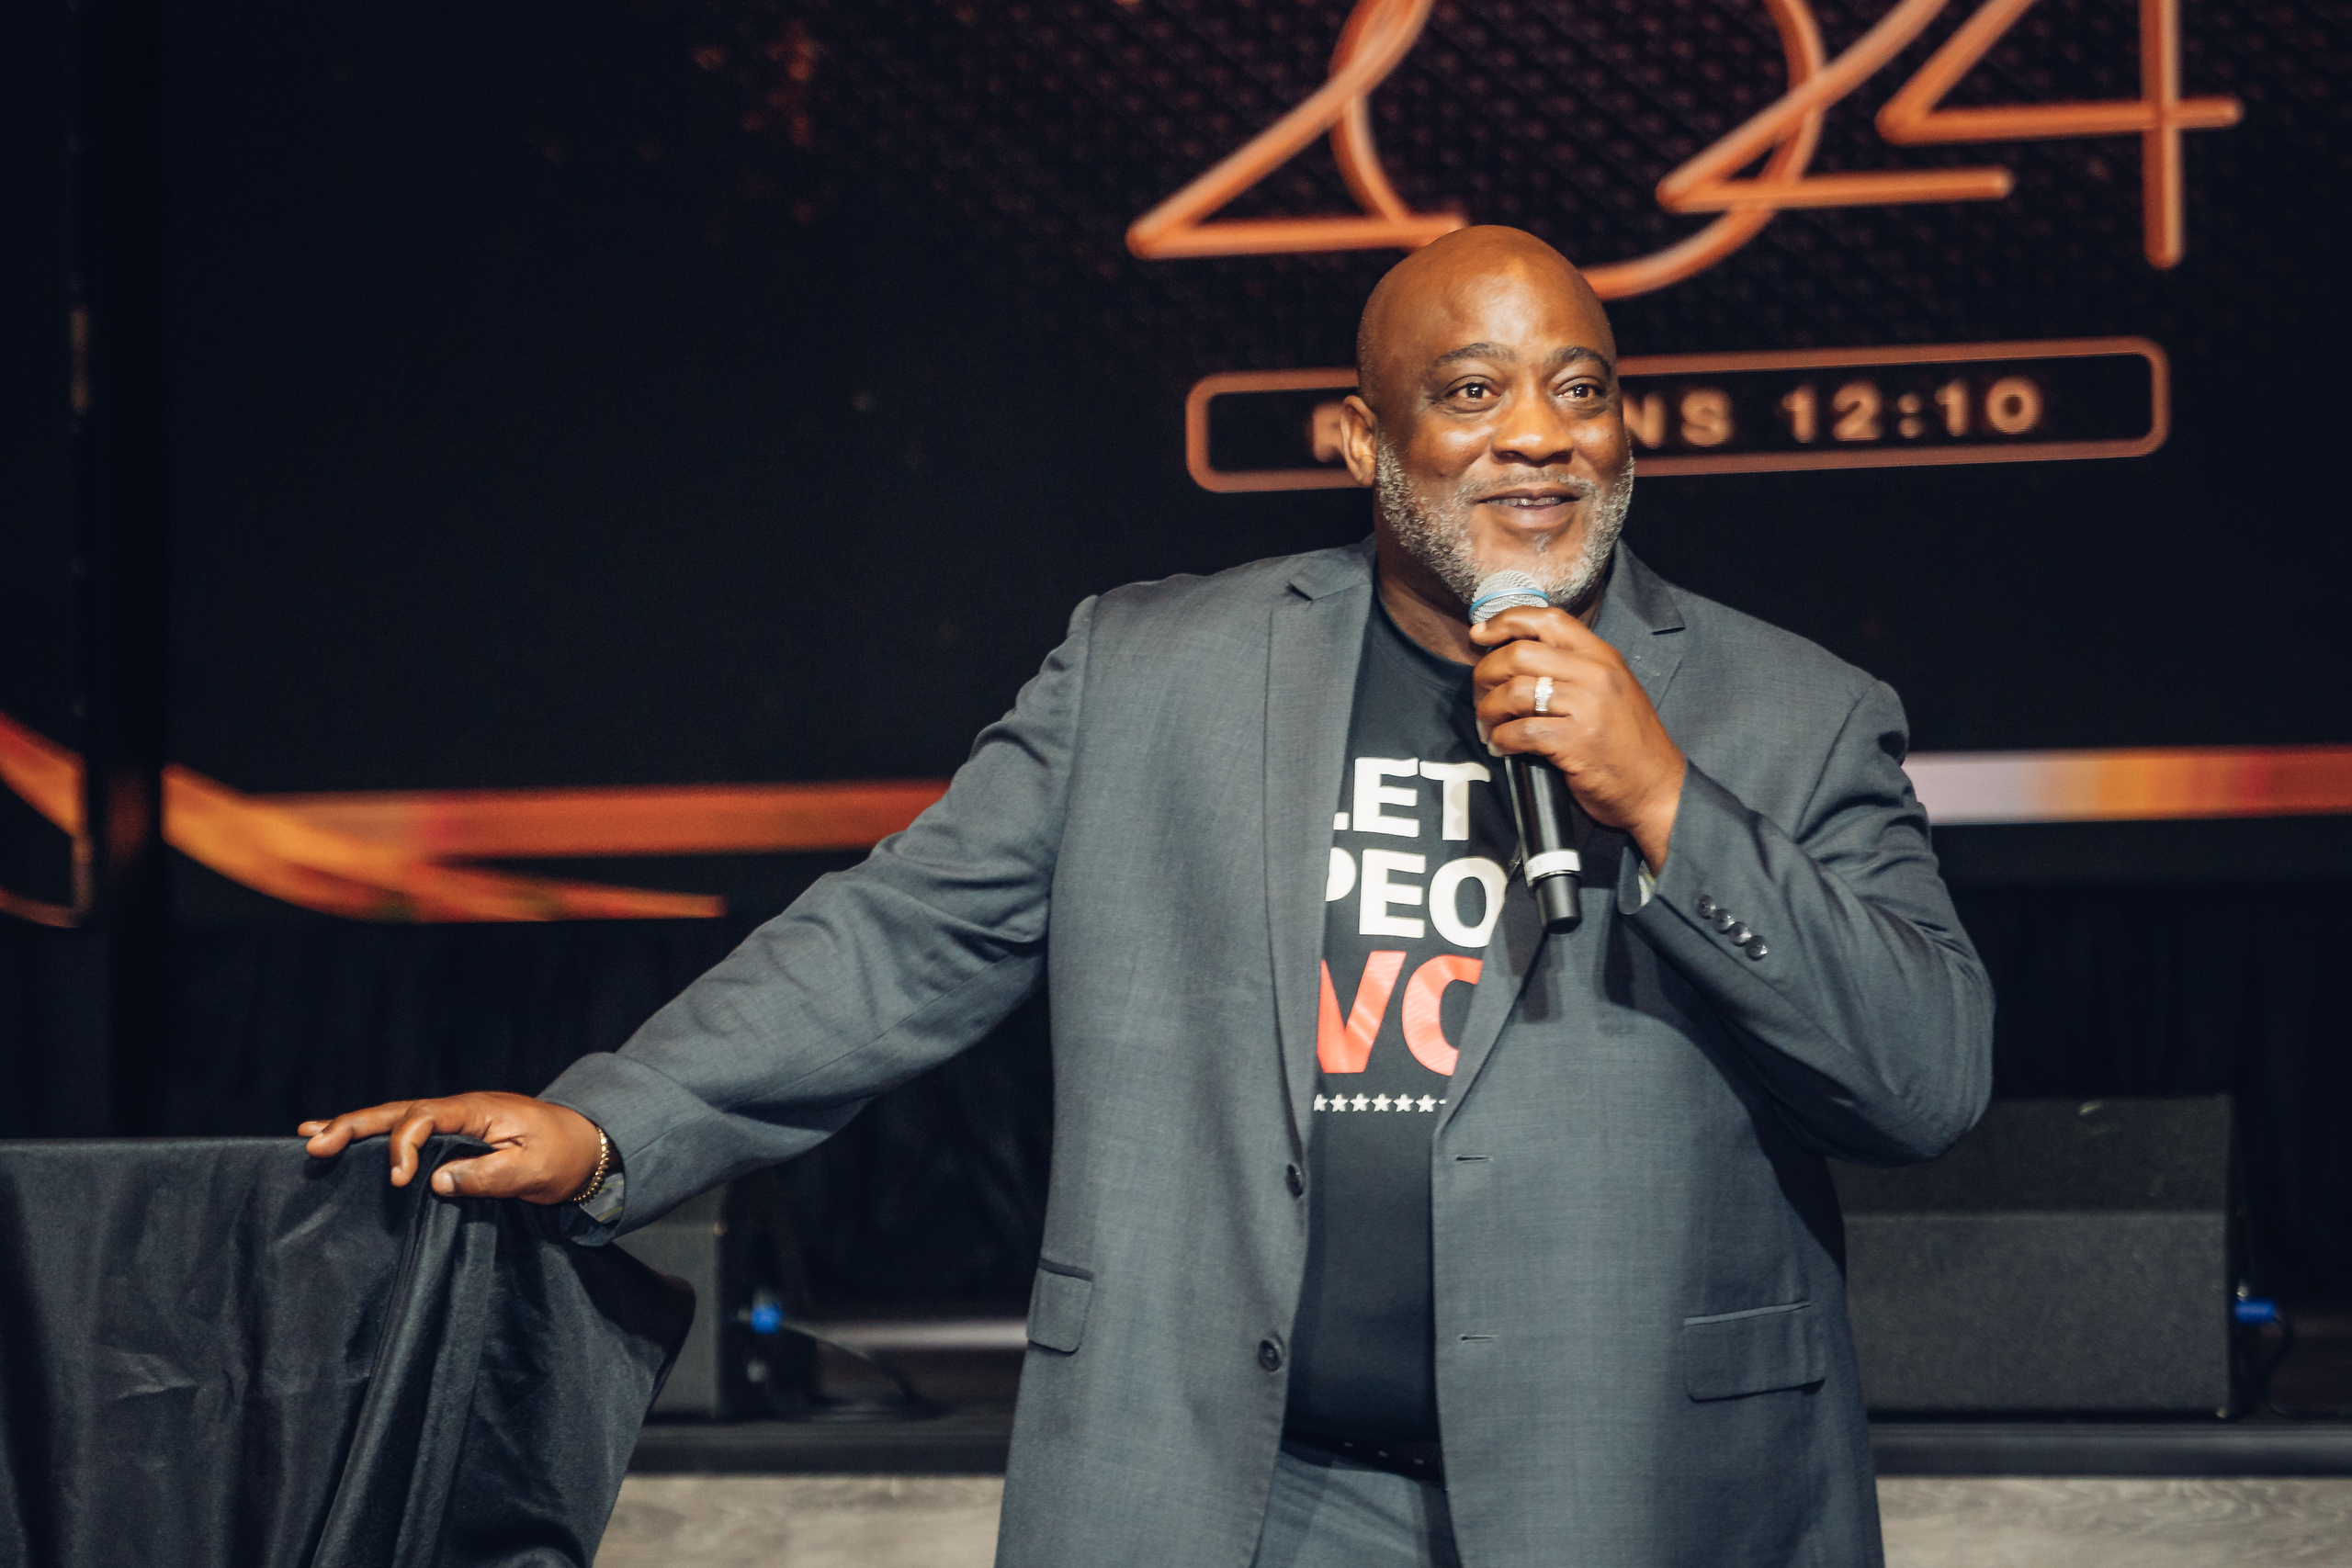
[605,1314,2352,1562]
[598,1475,2352,1567]
[629,1311,2352,1478]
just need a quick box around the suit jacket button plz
[1745,938,1769,959]
[1727,921,1752,943]
[1258,1339,1283,1372]
[1285,1164,1305,1198]
[1696,895,1717,918]
[1713,908,1737,932]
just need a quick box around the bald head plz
[1355,227,1615,419]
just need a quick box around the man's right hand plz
[299,1092,605,1203]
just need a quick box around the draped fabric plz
[0,882,2343,1301]
[0,1136,690,1568]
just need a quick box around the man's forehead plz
[1354,227,1617,410]
[1380,270,1612,358]
[1427,340,1612,373]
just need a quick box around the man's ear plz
[1338,394,1380,487]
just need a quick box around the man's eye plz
[1457,383,1490,400]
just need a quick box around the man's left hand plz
[1470,604,1686,873]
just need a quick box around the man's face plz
[1348,264,1634,611]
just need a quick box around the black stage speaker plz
[616,1184,823,1417]
[1832,1097,2238,1416]
[616,1187,731,1416]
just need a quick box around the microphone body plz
[1469,571,1583,934]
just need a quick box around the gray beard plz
[1374,441,1634,614]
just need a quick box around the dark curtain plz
[1,880,2345,1305]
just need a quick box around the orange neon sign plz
[1184,338,2166,491]
[1129,0,2238,281]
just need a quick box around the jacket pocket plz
[1026,1260,1095,1354]
[1682,1300,1825,1401]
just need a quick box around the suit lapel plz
[1597,544,1686,713]
[1438,546,1687,1125]
[1265,549,1374,1156]
[1434,867,1544,1130]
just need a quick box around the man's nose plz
[1490,391,1578,465]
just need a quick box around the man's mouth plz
[1476,486,1586,512]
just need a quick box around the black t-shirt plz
[1284,596,1519,1446]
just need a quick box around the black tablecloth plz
[0,1136,692,1567]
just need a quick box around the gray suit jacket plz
[545,538,1993,1568]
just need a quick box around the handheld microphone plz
[1469,570,1582,934]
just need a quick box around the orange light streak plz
[0,712,727,923]
[1907,748,2352,825]
[0,715,86,927]
[14,738,2343,923]
[259,779,950,860]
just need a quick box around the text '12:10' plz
[1776,377,2043,444]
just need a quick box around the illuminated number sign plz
[1184,339,2165,491]
[1130,0,2239,283]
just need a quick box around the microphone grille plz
[1468,570,1550,625]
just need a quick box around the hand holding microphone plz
[1467,570,1688,922]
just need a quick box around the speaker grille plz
[1835,1098,2237,1416]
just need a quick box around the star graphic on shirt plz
[1314,1094,1328,1111]
[1418,1095,1438,1112]
[1351,1094,1371,1111]
[1373,1094,1392,1111]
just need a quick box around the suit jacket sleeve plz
[1622,679,1993,1164]
[539,597,1096,1232]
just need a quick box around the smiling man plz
[304,227,1992,1568]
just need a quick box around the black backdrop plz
[2,0,2349,1303]
[4,876,2347,1305]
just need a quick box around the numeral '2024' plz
[1127,0,2240,291]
